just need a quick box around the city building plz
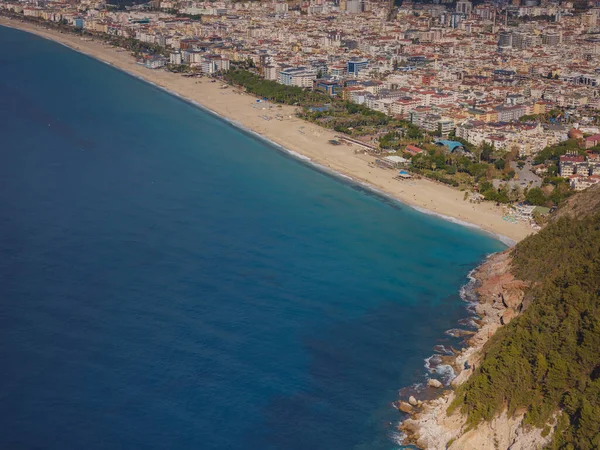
[347,57,369,77]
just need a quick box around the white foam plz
[389,429,407,446]
[433,344,455,355]
[424,354,442,372]
[435,364,456,384]
[458,317,478,329]
[412,205,516,247]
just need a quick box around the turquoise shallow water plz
[0,25,505,449]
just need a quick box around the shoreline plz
[0,17,532,244]
[397,250,533,449]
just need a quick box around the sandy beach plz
[0,17,534,243]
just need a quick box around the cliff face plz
[399,250,546,450]
[447,409,552,450]
[450,250,524,388]
[401,188,600,450]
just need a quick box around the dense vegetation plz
[299,102,394,135]
[525,178,573,208]
[105,35,168,57]
[224,69,328,106]
[533,139,585,166]
[378,122,423,146]
[407,146,518,194]
[450,212,600,449]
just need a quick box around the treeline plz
[104,35,168,57]
[409,149,518,194]
[378,123,423,148]
[449,213,600,448]
[223,69,328,106]
[524,179,573,207]
[300,102,393,134]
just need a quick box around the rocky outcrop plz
[463,250,528,351]
[501,281,526,310]
[400,393,462,449]
[428,379,443,389]
[398,402,414,413]
[398,249,540,449]
[501,308,517,325]
[447,410,553,450]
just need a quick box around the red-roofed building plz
[587,152,600,162]
[584,134,600,149]
[569,174,600,191]
[405,144,425,156]
[560,155,585,163]
[390,98,421,117]
[559,155,586,177]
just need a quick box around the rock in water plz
[428,378,443,388]
[409,395,418,406]
[398,402,414,413]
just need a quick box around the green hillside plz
[449,192,600,449]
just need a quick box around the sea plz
[0,25,505,450]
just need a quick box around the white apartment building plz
[279,67,316,87]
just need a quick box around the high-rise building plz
[474,5,495,21]
[274,2,289,13]
[512,31,535,49]
[347,57,369,76]
[345,0,362,13]
[455,0,472,15]
[541,31,561,46]
[498,30,513,48]
[450,12,464,28]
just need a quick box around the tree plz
[467,163,490,181]
[480,142,494,162]
[526,187,547,206]
[451,213,600,448]
[508,185,523,202]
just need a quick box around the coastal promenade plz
[0,17,533,243]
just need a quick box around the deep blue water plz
[0,26,505,450]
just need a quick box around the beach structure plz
[434,140,469,155]
[511,204,551,221]
[336,135,378,151]
[377,155,410,169]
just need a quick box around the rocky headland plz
[397,249,551,450]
